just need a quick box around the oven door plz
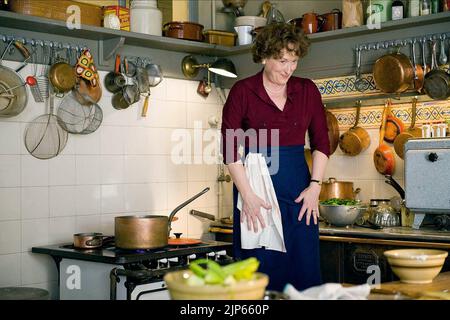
[132,281,170,300]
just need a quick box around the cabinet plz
[320,237,450,284]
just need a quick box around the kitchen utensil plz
[354,47,368,92]
[411,39,425,92]
[114,187,210,249]
[420,37,431,76]
[319,9,342,32]
[325,108,340,155]
[168,233,202,246]
[57,91,95,134]
[301,12,319,34]
[73,78,102,106]
[338,100,370,156]
[104,55,126,94]
[163,21,205,42]
[141,63,163,117]
[112,84,139,110]
[318,203,366,227]
[164,270,268,300]
[24,86,68,159]
[384,109,405,143]
[373,49,414,94]
[0,75,36,94]
[73,233,113,249]
[124,57,137,78]
[80,103,103,135]
[423,39,450,100]
[203,30,236,46]
[393,97,422,159]
[48,60,76,96]
[319,177,361,201]
[373,101,396,175]
[439,35,447,66]
[267,3,285,24]
[234,25,253,45]
[368,202,400,227]
[0,65,28,117]
[384,175,405,200]
[384,249,448,284]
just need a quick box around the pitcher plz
[234,25,253,45]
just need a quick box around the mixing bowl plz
[384,249,448,284]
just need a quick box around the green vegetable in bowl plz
[320,198,360,206]
[187,257,260,286]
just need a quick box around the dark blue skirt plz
[232,145,322,292]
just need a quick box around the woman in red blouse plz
[221,23,330,291]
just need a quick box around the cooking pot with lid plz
[319,177,361,201]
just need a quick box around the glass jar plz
[409,0,421,16]
[130,0,162,36]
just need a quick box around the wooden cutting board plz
[372,272,450,299]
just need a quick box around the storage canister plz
[130,0,162,36]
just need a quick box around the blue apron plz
[232,145,322,292]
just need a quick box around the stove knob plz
[168,257,179,264]
[207,252,216,259]
[214,250,228,261]
[428,152,439,162]
[157,258,168,269]
[187,254,197,264]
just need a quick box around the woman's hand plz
[241,192,272,233]
[294,183,321,225]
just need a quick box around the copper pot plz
[373,52,414,94]
[114,188,209,249]
[338,101,370,156]
[48,61,76,95]
[163,21,204,42]
[319,177,361,201]
[301,13,319,34]
[73,233,113,249]
[319,9,342,32]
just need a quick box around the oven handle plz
[136,286,168,300]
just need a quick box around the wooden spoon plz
[374,100,396,175]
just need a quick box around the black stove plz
[32,239,233,265]
[32,239,234,300]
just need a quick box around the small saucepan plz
[48,61,77,97]
[73,233,113,249]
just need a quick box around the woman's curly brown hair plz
[252,23,310,63]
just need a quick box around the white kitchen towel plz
[284,283,371,300]
[237,153,286,252]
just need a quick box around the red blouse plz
[221,70,330,164]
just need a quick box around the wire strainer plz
[80,103,103,135]
[24,86,68,159]
[57,91,95,134]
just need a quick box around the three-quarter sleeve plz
[306,80,330,157]
[220,84,246,164]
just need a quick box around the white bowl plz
[235,16,267,28]
[164,270,269,300]
[384,249,448,284]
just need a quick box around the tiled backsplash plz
[0,60,226,298]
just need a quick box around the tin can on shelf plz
[103,5,130,31]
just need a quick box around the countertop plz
[319,222,450,244]
[210,221,450,243]
[368,272,450,300]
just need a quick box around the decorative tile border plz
[331,100,450,130]
[314,73,379,98]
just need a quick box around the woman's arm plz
[294,150,328,225]
[228,162,271,233]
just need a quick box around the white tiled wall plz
[0,60,226,299]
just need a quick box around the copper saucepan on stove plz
[73,233,113,249]
[114,187,210,249]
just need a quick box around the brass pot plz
[319,177,361,201]
[373,52,414,94]
[48,61,76,95]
